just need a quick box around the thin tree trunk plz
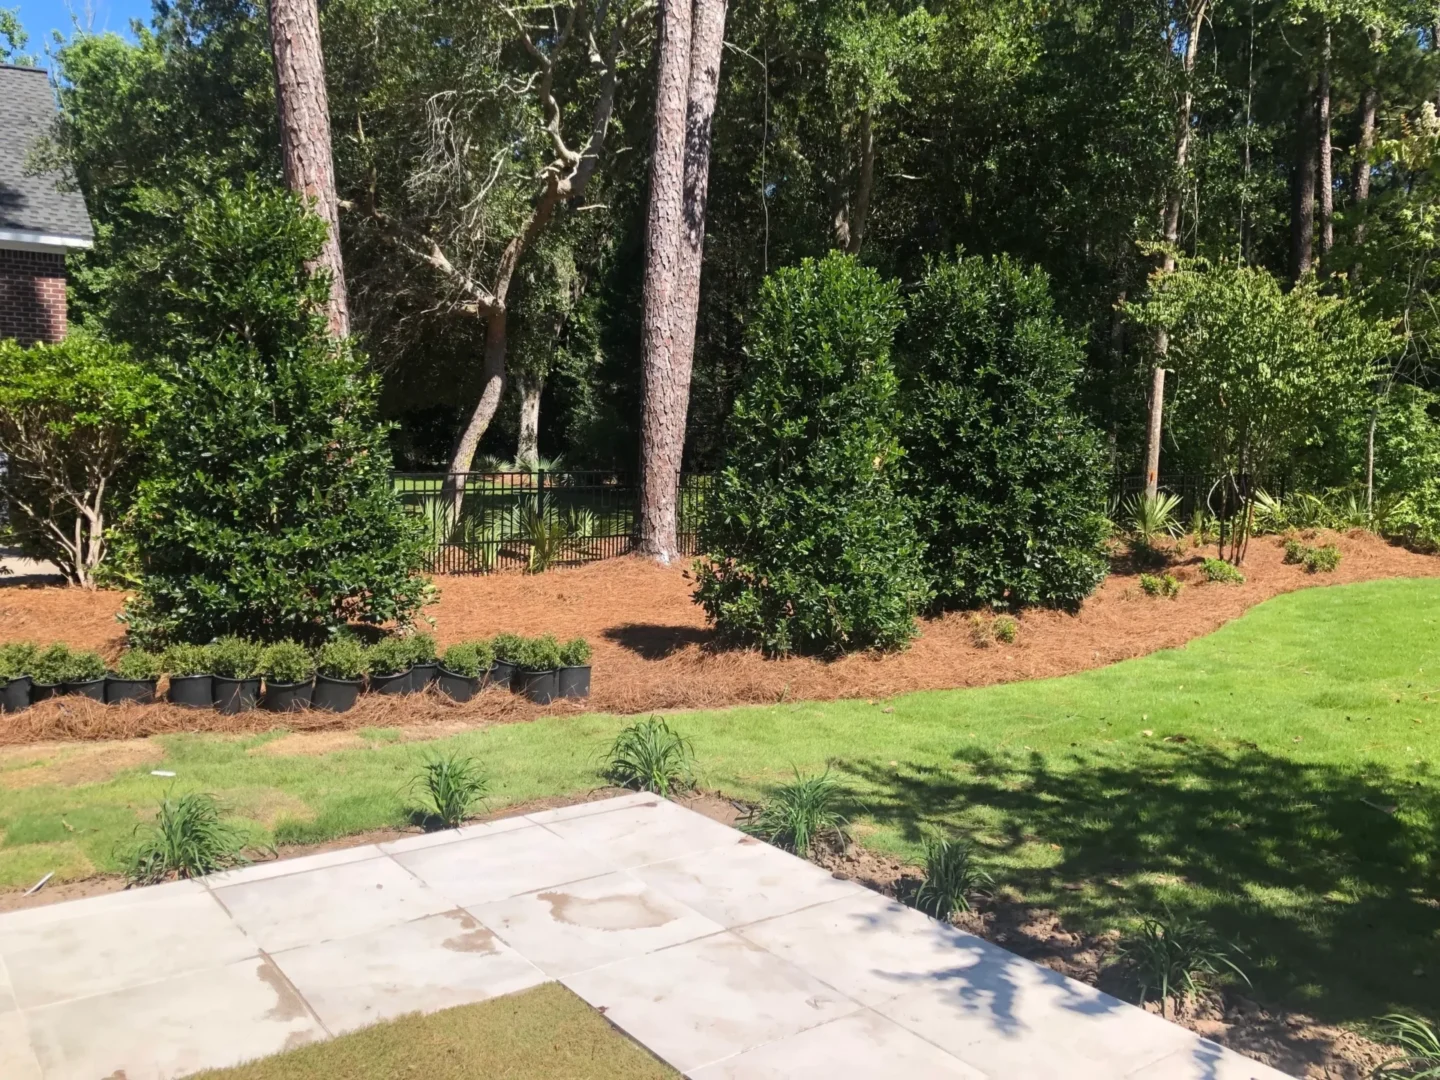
[267,0,349,337]
[445,310,508,517]
[1291,88,1317,281]
[1366,405,1378,513]
[1144,365,1166,499]
[517,376,542,469]
[1318,26,1334,259]
[845,107,874,255]
[1352,33,1380,252]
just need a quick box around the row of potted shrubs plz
[0,633,592,715]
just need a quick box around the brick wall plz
[0,248,68,345]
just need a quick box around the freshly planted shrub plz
[912,836,994,919]
[1304,543,1341,573]
[743,769,849,858]
[440,641,487,678]
[415,753,487,828]
[315,638,367,680]
[1373,1013,1440,1079]
[1138,572,1182,598]
[1114,911,1249,1018]
[559,637,592,667]
[491,633,525,663]
[694,252,928,656]
[0,642,38,680]
[1200,558,1245,584]
[967,613,994,649]
[1283,538,1307,564]
[1123,491,1184,551]
[401,632,438,667]
[993,615,1018,644]
[162,642,213,676]
[116,180,427,645]
[899,252,1109,611]
[30,643,73,685]
[209,637,261,679]
[606,718,694,796]
[366,638,411,676]
[114,649,164,680]
[258,641,314,683]
[124,791,248,885]
[61,649,107,683]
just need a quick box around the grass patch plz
[193,983,678,1080]
[3,578,1439,1029]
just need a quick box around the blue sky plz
[9,0,148,59]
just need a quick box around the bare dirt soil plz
[0,529,1434,745]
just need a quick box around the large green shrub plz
[694,252,928,655]
[898,252,1109,610]
[115,180,427,644]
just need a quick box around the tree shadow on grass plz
[836,741,1439,1026]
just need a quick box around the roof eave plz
[0,228,94,253]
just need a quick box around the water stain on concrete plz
[538,889,676,931]
[440,909,499,953]
[257,959,308,1022]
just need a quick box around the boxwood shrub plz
[315,638,366,680]
[30,643,73,685]
[259,641,315,683]
[0,642,38,681]
[162,643,213,677]
[115,649,164,680]
[559,637,592,667]
[63,649,108,683]
[366,638,411,676]
[441,641,489,678]
[210,637,261,679]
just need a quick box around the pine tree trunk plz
[517,376,542,469]
[845,107,874,255]
[267,0,349,338]
[1352,33,1380,251]
[1291,88,1317,281]
[1318,26,1334,259]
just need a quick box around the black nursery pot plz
[213,675,261,715]
[368,668,411,696]
[490,659,516,690]
[30,681,61,702]
[105,676,157,705]
[408,662,440,694]
[515,668,559,705]
[312,674,362,713]
[65,678,107,702]
[263,679,313,713]
[168,674,214,708]
[558,665,591,700]
[437,668,481,703]
[1,675,32,713]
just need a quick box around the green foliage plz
[1373,1014,1440,1079]
[440,642,489,679]
[1305,544,1342,573]
[161,642,213,677]
[401,633,438,667]
[366,638,412,676]
[124,791,248,885]
[1388,479,1440,553]
[514,634,562,671]
[1114,911,1249,1017]
[743,769,849,858]
[1200,558,1245,585]
[1138,572,1182,598]
[695,253,928,656]
[898,252,1109,610]
[414,754,488,829]
[0,334,167,586]
[559,638,592,667]
[258,641,314,683]
[605,718,694,797]
[992,615,1018,644]
[491,633,525,663]
[912,835,994,919]
[114,649,163,680]
[116,180,426,645]
[0,642,37,681]
[209,637,261,679]
[315,638,367,680]
[30,644,73,685]
[61,649,108,683]
[0,6,35,65]
[1124,492,1184,549]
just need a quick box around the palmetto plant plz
[505,497,596,573]
[1123,492,1183,548]
[1115,911,1250,1018]
[605,718,695,796]
[1372,1013,1440,1079]
[416,753,488,828]
[912,835,994,919]
[124,791,248,885]
[743,769,850,858]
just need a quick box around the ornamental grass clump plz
[912,836,994,919]
[209,637,261,679]
[1114,911,1249,1018]
[114,649,164,680]
[415,753,488,829]
[743,769,850,858]
[605,718,694,797]
[124,791,248,885]
[258,641,314,684]
[1373,1013,1440,1079]
[315,638,366,680]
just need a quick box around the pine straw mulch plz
[1,529,1436,745]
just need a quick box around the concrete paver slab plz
[688,1008,988,1079]
[0,881,254,1009]
[204,843,385,887]
[23,956,323,1080]
[0,1012,41,1080]
[1127,1045,1295,1080]
[0,954,17,1014]
[523,791,668,825]
[469,871,723,976]
[392,822,609,906]
[563,931,860,1074]
[376,814,532,856]
[632,836,864,928]
[213,854,451,953]
[271,909,545,1034]
[736,890,995,1006]
[541,797,745,870]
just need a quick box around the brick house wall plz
[0,248,68,346]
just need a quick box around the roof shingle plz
[0,65,93,242]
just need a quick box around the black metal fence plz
[1110,472,1286,523]
[395,470,711,574]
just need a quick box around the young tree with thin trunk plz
[1291,87,1318,280]
[1318,25,1334,258]
[267,0,349,337]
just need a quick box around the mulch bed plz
[1,529,1436,745]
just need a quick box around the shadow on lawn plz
[837,741,1439,1025]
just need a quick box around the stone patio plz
[0,792,1293,1079]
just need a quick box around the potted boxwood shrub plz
[0,641,37,713]
[62,648,108,701]
[558,637,592,699]
[513,635,561,705]
[163,643,214,708]
[314,638,365,712]
[210,637,262,714]
[366,638,411,695]
[438,640,494,703]
[490,632,524,690]
[107,649,162,704]
[30,643,73,702]
[404,632,439,693]
[260,641,315,712]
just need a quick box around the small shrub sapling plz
[315,638,366,680]
[114,649,164,680]
[1200,558,1245,584]
[209,637,261,679]
[258,641,314,684]
[559,637,592,666]
[162,643,213,677]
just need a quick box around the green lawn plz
[2,577,1437,1029]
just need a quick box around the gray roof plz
[0,65,93,242]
